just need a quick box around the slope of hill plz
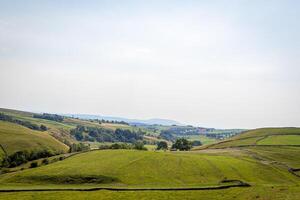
[198,128,300,149]
[0,108,149,145]
[0,149,298,189]
[0,121,69,162]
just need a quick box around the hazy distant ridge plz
[63,114,182,126]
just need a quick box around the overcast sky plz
[0,0,299,128]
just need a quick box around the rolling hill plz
[0,121,69,163]
[197,128,300,149]
[0,108,299,199]
[0,149,298,189]
[0,108,153,146]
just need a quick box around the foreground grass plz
[0,186,299,200]
[0,150,298,189]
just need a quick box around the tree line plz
[93,119,129,125]
[0,113,48,131]
[69,143,91,152]
[70,125,144,143]
[1,149,61,168]
[156,138,202,151]
[98,141,147,151]
[33,113,64,122]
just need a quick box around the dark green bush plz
[30,162,38,168]
[42,158,49,165]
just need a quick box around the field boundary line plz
[0,182,251,192]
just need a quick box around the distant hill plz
[63,114,182,126]
[197,127,300,149]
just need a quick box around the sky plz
[0,0,299,129]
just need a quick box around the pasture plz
[0,121,69,157]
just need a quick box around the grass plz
[0,150,298,189]
[0,148,5,163]
[1,186,300,200]
[233,128,300,139]
[186,135,217,145]
[245,146,300,168]
[0,121,69,156]
[199,128,300,149]
[144,145,157,151]
[257,135,300,145]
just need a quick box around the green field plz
[0,149,298,189]
[199,128,300,149]
[0,148,299,199]
[257,135,300,145]
[186,135,217,145]
[245,146,300,168]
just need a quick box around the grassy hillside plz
[0,108,157,145]
[0,121,69,160]
[198,128,300,149]
[245,146,300,169]
[0,149,298,189]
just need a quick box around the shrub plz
[134,141,147,151]
[69,143,90,153]
[40,125,48,131]
[59,157,65,161]
[10,161,17,168]
[30,162,38,168]
[42,158,49,165]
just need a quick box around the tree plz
[69,143,90,152]
[40,125,48,131]
[156,141,168,150]
[171,138,192,151]
[111,143,121,149]
[30,162,38,168]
